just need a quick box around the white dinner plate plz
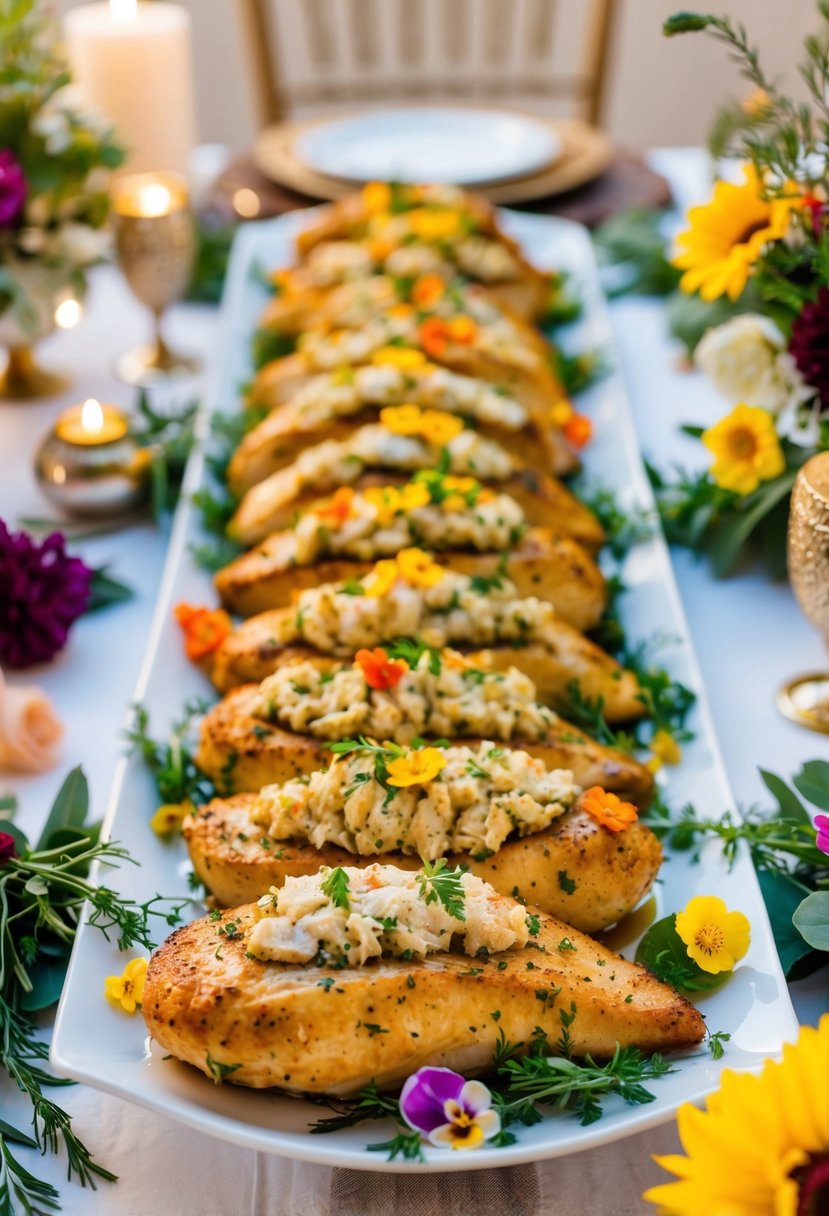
[51,209,798,1172]
[293,107,562,186]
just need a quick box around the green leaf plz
[793,760,829,811]
[707,471,796,577]
[35,767,89,850]
[663,12,715,35]
[86,567,134,613]
[792,891,829,951]
[757,869,817,976]
[19,950,70,1011]
[759,768,812,825]
[635,914,729,992]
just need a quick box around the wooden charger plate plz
[253,113,613,204]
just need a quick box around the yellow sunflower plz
[644,1016,829,1216]
[673,164,798,301]
[702,403,785,495]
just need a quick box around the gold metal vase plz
[778,452,829,733]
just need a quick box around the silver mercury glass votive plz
[34,397,151,518]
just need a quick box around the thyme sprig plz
[125,700,216,806]
[0,770,191,1212]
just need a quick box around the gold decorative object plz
[778,452,829,734]
[34,397,151,517]
[110,172,199,386]
[0,345,69,401]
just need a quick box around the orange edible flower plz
[174,603,232,661]
[418,316,449,358]
[563,413,593,449]
[369,237,395,262]
[412,273,446,309]
[356,647,410,691]
[314,485,355,526]
[581,787,638,833]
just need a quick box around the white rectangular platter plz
[51,208,798,1172]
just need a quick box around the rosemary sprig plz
[0,770,191,1211]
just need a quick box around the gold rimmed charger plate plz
[253,112,613,204]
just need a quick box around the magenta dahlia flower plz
[789,287,829,409]
[815,814,829,857]
[0,150,27,226]
[399,1066,500,1150]
[0,522,93,668]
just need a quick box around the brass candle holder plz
[110,171,199,386]
[778,452,829,734]
[34,397,151,517]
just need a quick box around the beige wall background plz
[56,0,815,150]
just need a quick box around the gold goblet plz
[110,171,199,386]
[778,451,829,733]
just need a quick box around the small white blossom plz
[695,313,815,422]
[32,110,71,155]
[56,223,110,266]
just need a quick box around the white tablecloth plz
[0,150,825,1216]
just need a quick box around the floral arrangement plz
[0,0,123,341]
[0,520,131,668]
[0,769,187,1213]
[645,1016,829,1215]
[651,6,829,576]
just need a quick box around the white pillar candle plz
[63,1,196,177]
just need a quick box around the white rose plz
[0,670,63,774]
[695,314,792,411]
[56,222,110,266]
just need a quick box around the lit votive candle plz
[35,399,150,518]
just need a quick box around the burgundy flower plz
[0,831,17,864]
[789,287,829,409]
[815,814,829,857]
[0,522,93,668]
[0,150,27,226]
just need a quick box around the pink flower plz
[399,1066,500,1151]
[0,522,92,669]
[0,150,27,226]
[0,831,17,864]
[815,814,829,856]
[0,668,63,773]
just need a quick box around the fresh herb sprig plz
[0,770,190,1212]
[415,858,466,921]
[125,701,216,806]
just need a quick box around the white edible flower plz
[56,223,110,266]
[32,110,71,155]
[695,314,795,412]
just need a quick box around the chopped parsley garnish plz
[558,870,577,895]
[320,866,351,910]
[416,857,466,921]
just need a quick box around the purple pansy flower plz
[0,522,93,669]
[815,814,829,857]
[0,150,27,226]
[399,1066,500,1151]
[0,832,17,864]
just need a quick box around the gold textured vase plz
[778,452,829,733]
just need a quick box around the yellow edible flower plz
[104,957,148,1014]
[386,746,447,787]
[674,895,750,975]
[371,346,427,370]
[396,547,445,588]
[407,208,461,241]
[702,403,785,495]
[673,163,799,301]
[361,181,392,215]
[150,799,194,837]
[550,399,574,427]
[419,409,464,446]
[364,482,430,524]
[644,1017,829,1216]
[363,559,399,598]
[380,403,427,436]
[645,729,683,774]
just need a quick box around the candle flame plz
[110,0,137,23]
[138,182,173,218]
[81,398,105,435]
